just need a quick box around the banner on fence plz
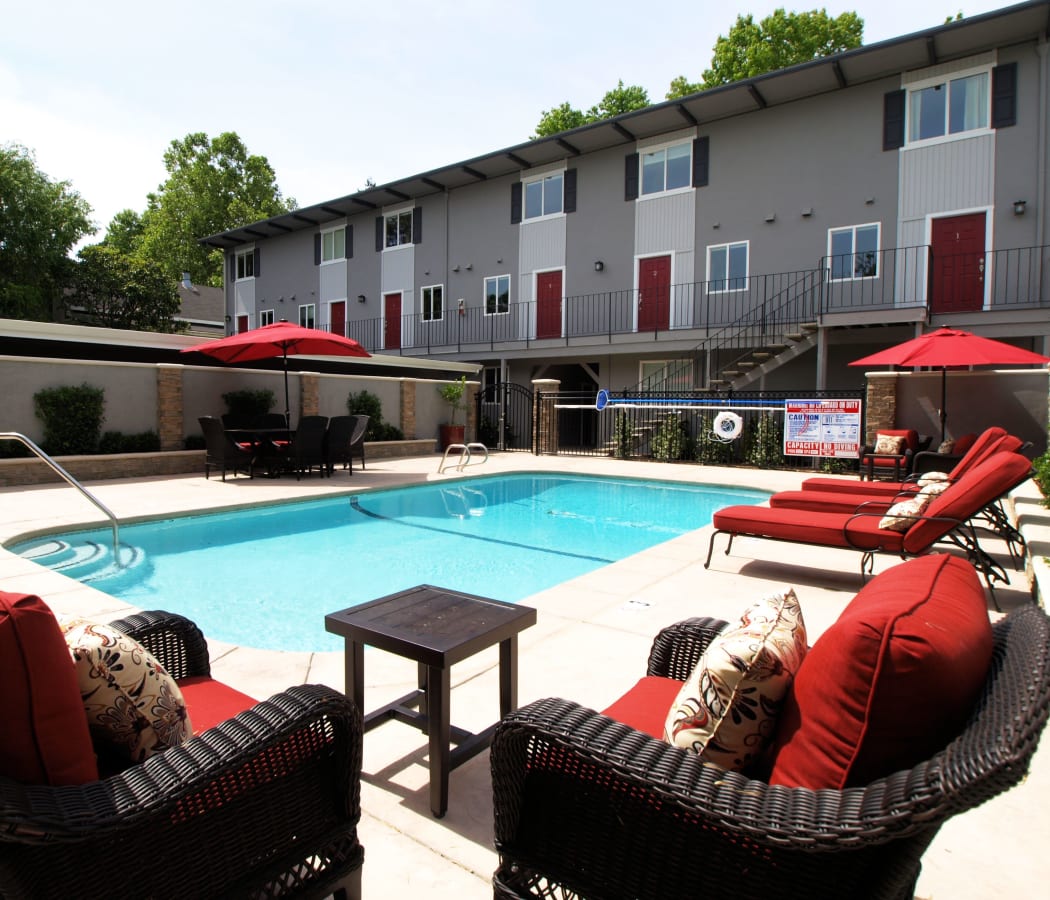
[783,398,862,458]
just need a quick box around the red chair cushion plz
[177,676,259,734]
[951,432,977,455]
[767,554,992,790]
[0,592,99,785]
[712,505,905,553]
[601,676,683,740]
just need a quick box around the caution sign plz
[784,399,862,458]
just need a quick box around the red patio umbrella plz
[849,326,1050,441]
[182,321,370,425]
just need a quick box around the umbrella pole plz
[940,369,947,443]
[283,348,290,428]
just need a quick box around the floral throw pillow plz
[879,496,928,531]
[918,471,950,487]
[664,589,807,771]
[873,433,906,456]
[59,617,193,767]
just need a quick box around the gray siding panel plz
[320,260,347,301]
[635,192,695,256]
[519,216,566,277]
[898,133,995,220]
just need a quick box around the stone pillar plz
[300,372,320,417]
[399,380,416,439]
[864,373,899,444]
[532,378,561,455]
[156,364,184,452]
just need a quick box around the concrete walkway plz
[0,452,1046,899]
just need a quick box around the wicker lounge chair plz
[0,602,364,899]
[491,557,1050,900]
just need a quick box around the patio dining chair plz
[325,415,369,475]
[198,415,254,480]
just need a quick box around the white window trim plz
[637,139,694,201]
[922,204,994,310]
[298,302,316,329]
[321,225,346,265]
[638,359,693,387]
[235,246,256,281]
[421,284,444,323]
[826,222,882,282]
[903,62,994,150]
[259,309,275,326]
[383,207,413,251]
[484,274,511,317]
[521,168,567,223]
[706,240,750,293]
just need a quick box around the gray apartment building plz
[203,1,1049,434]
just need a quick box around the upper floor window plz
[485,275,510,316]
[641,142,692,196]
[299,303,316,329]
[908,71,989,143]
[385,210,413,248]
[422,284,443,322]
[235,248,255,280]
[828,223,880,280]
[322,226,346,262]
[707,241,749,292]
[259,309,275,326]
[524,172,563,220]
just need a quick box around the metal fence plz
[540,389,865,471]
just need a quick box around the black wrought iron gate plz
[477,382,534,450]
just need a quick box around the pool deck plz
[1,452,1047,899]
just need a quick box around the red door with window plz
[930,213,986,313]
[330,300,345,337]
[536,271,563,339]
[638,256,671,331]
[383,293,401,350]
[236,314,249,333]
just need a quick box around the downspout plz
[1036,40,1048,288]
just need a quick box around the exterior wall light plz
[357,294,367,303]
[594,260,604,272]
[1013,200,1027,215]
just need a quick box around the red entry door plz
[638,256,671,331]
[330,300,346,337]
[930,213,986,313]
[383,293,401,350]
[536,270,563,339]
[236,314,248,333]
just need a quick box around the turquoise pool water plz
[11,473,766,652]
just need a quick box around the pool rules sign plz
[784,399,862,458]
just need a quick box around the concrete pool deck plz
[1,452,1047,898]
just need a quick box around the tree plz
[135,132,294,288]
[686,8,864,91]
[67,244,182,332]
[101,209,145,256]
[0,144,94,321]
[533,81,650,138]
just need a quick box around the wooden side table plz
[325,584,537,817]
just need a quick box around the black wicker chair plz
[325,415,369,475]
[199,415,254,480]
[491,604,1050,900]
[0,610,364,900]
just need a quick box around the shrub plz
[99,431,161,454]
[694,415,735,465]
[347,389,402,441]
[745,412,786,468]
[613,410,633,459]
[33,383,105,455]
[1032,452,1050,508]
[222,389,274,420]
[651,413,692,461]
[184,434,206,450]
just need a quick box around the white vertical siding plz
[634,192,695,256]
[320,260,347,302]
[234,280,255,314]
[381,246,415,292]
[518,216,566,274]
[899,133,995,220]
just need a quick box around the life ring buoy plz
[713,411,743,441]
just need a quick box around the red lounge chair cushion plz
[602,676,684,739]
[952,432,977,455]
[177,676,259,734]
[711,505,905,553]
[770,491,896,514]
[0,592,99,785]
[767,554,992,790]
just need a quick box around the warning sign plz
[783,399,862,458]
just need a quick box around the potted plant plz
[437,376,468,450]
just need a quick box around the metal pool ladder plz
[0,432,121,559]
[438,442,489,473]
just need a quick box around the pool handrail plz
[438,442,489,474]
[0,432,120,559]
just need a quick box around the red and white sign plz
[783,399,862,458]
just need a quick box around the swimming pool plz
[10,473,766,652]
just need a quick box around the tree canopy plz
[67,244,182,332]
[533,81,650,138]
[0,144,94,321]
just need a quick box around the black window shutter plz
[253,247,261,277]
[346,224,353,259]
[510,182,523,224]
[314,234,321,266]
[375,216,383,252]
[625,153,639,200]
[692,137,710,187]
[412,206,423,244]
[883,90,906,151]
[992,62,1017,128]
[564,169,577,213]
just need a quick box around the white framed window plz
[298,303,316,329]
[321,226,346,262]
[639,359,693,391]
[422,284,444,322]
[640,141,692,197]
[523,172,564,220]
[908,69,990,144]
[828,223,880,280]
[384,210,413,248]
[484,275,510,315]
[235,248,255,280]
[707,241,749,292]
[259,309,275,326]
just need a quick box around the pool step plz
[17,538,149,586]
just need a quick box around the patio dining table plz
[224,427,294,475]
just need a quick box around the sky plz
[1,0,1013,249]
